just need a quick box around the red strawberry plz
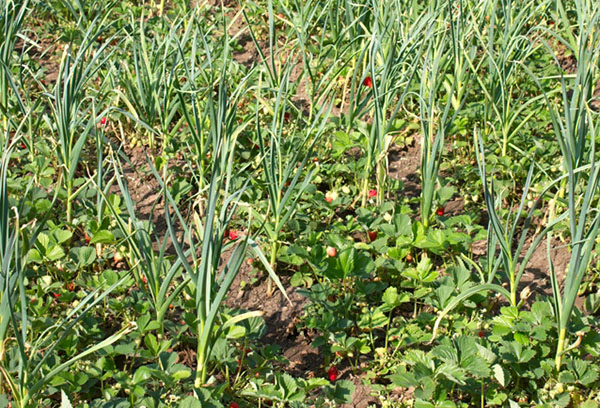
[20,142,26,149]
[66,282,75,291]
[228,230,239,240]
[436,207,445,216]
[363,76,373,88]
[368,230,377,242]
[229,403,240,408]
[328,366,339,381]
[326,246,337,257]
[52,292,61,299]
[84,233,91,244]
[368,189,377,198]
[100,117,106,125]
[284,112,291,121]
[478,331,485,338]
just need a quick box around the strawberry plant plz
[4,0,600,406]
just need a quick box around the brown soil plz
[224,262,321,377]
[117,145,164,222]
[469,233,581,311]
[519,237,587,309]
[388,140,421,198]
[343,376,380,408]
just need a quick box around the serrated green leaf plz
[493,364,505,386]
[47,245,65,261]
[558,371,576,384]
[90,230,114,244]
[133,366,152,385]
[61,390,73,408]
[171,368,191,380]
[53,229,73,244]
[69,247,96,268]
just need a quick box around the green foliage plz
[3,0,600,406]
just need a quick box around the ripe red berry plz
[84,233,91,244]
[327,366,339,381]
[284,112,290,121]
[368,230,377,242]
[363,76,373,88]
[142,275,147,284]
[478,331,485,338]
[100,117,106,125]
[368,189,377,198]
[66,282,75,291]
[52,292,61,299]
[436,207,445,216]
[228,230,239,240]
[326,246,337,257]
[229,403,240,408]
[20,142,26,149]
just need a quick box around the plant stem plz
[383,309,393,354]
[555,328,566,371]
[361,172,370,208]
[502,124,508,157]
[267,241,278,296]
[413,298,418,319]
[509,258,517,306]
[481,379,484,408]
[66,179,73,224]
[195,346,205,390]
